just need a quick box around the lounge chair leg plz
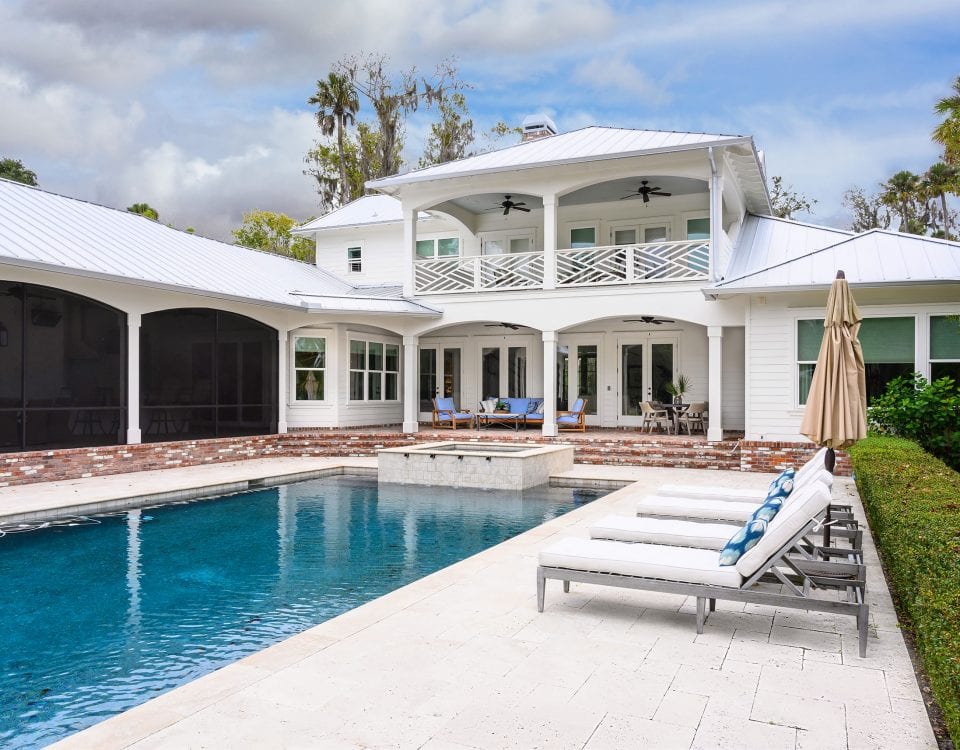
[563,580,570,593]
[709,598,716,612]
[536,567,546,613]
[696,597,706,633]
[857,604,869,657]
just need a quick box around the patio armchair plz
[537,481,870,656]
[431,397,474,430]
[677,401,707,435]
[557,397,587,432]
[639,401,670,433]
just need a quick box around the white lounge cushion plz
[735,482,832,578]
[539,537,743,588]
[590,515,737,550]
[637,495,759,522]
[657,448,831,502]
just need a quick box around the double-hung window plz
[349,339,400,401]
[293,336,325,401]
[347,245,362,273]
[930,315,960,383]
[415,237,460,260]
[797,317,915,405]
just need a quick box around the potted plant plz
[664,374,690,405]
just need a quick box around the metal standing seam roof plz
[707,228,960,295]
[0,179,437,315]
[294,195,429,233]
[367,126,753,189]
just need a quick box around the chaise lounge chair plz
[431,397,474,430]
[537,481,870,656]
[557,397,587,432]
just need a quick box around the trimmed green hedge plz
[849,436,960,743]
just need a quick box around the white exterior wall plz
[744,289,960,441]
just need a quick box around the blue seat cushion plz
[719,519,768,566]
[438,411,472,420]
[435,397,456,412]
[557,415,579,423]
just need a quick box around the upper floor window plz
[930,315,960,383]
[797,316,915,405]
[569,226,597,248]
[294,336,325,401]
[481,229,536,255]
[416,237,459,260]
[347,245,362,273]
[686,217,710,240]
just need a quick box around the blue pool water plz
[0,475,603,748]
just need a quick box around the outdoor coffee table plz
[476,412,525,431]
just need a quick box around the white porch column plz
[541,330,558,437]
[277,327,289,434]
[126,313,141,444]
[542,194,557,290]
[402,334,419,433]
[402,207,418,297]
[707,326,724,442]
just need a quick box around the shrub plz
[849,437,960,742]
[868,373,960,470]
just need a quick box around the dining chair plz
[639,401,671,433]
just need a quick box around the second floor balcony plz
[413,239,712,295]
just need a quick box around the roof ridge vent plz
[521,114,558,142]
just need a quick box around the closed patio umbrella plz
[799,270,867,544]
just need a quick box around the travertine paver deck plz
[32,463,934,750]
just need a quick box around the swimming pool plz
[0,475,604,748]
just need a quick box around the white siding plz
[722,327,745,430]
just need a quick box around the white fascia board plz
[367,137,755,192]
[702,279,960,299]
[0,257,308,311]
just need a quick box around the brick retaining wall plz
[0,431,848,488]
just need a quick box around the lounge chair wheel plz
[709,598,716,612]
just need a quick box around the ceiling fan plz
[621,180,672,203]
[484,322,525,330]
[623,316,675,325]
[497,195,530,215]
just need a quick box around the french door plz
[617,335,677,426]
[418,344,462,418]
[557,337,600,425]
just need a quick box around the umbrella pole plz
[824,447,836,547]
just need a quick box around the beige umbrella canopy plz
[799,270,868,468]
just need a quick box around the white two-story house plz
[0,119,958,454]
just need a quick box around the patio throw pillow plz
[750,497,783,523]
[527,399,543,414]
[481,399,497,413]
[766,468,795,500]
[718,518,768,566]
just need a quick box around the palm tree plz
[308,72,359,206]
[933,76,960,165]
[881,171,921,233]
[924,162,959,239]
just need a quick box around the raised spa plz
[378,441,574,490]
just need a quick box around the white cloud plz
[572,54,673,105]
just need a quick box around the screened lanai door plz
[617,335,676,426]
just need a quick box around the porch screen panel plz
[419,348,437,411]
[140,309,276,441]
[931,315,960,383]
[481,348,500,400]
[508,347,527,398]
[0,282,126,451]
[621,344,644,416]
[577,345,598,414]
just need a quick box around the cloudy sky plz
[1,0,958,240]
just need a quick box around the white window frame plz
[682,211,711,240]
[347,334,401,403]
[415,234,462,260]
[563,222,600,249]
[347,243,363,273]
[292,334,328,403]
[928,312,960,381]
[479,228,538,255]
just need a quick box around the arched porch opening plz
[140,308,278,441]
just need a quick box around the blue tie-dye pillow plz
[750,496,783,523]
[718,519,768,566]
[766,468,795,501]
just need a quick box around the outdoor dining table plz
[655,402,689,434]
[475,412,526,431]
